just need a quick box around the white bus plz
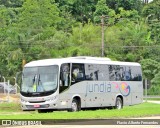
[20,56,143,112]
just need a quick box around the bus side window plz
[71,64,85,85]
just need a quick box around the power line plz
[0,43,160,47]
[106,45,160,48]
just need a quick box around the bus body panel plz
[20,57,143,111]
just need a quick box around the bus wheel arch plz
[114,95,123,109]
[69,96,81,112]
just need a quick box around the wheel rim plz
[116,100,122,109]
[71,101,78,112]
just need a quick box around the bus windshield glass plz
[21,65,58,94]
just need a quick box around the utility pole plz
[2,76,6,95]
[145,79,148,102]
[144,0,148,4]
[101,15,105,57]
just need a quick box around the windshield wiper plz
[32,74,37,84]
[37,74,46,92]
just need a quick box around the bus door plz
[59,63,71,108]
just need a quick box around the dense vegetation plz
[0,0,159,94]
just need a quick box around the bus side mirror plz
[60,80,63,86]
[60,72,65,81]
[16,71,22,85]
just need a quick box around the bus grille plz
[29,101,45,103]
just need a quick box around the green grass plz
[0,102,160,119]
[0,102,21,113]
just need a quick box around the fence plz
[0,76,20,103]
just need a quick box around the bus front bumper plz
[21,100,58,110]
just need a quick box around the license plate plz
[34,104,40,108]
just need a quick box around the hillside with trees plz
[0,0,159,94]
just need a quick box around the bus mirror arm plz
[16,71,22,81]
[16,71,22,85]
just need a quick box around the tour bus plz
[20,56,143,112]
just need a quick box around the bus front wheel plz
[38,109,53,113]
[114,97,123,109]
[69,99,79,112]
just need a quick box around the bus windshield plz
[21,65,58,95]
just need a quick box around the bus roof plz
[24,56,141,67]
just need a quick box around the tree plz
[94,0,115,23]
[151,72,160,87]
[55,0,97,23]
[69,22,101,56]
[18,0,61,29]
[105,9,151,61]
[0,0,24,7]
[140,59,159,80]
[13,0,62,57]
[0,0,62,77]
[55,0,76,32]
[140,59,160,95]
[142,0,160,43]
[0,0,159,81]
[106,0,143,13]
[71,0,97,23]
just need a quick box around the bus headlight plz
[21,98,27,103]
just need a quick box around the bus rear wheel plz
[114,97,123,109]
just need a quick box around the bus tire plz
[38,109,53,113]
[69,99,79,112]
[38,109,46,113]
[114,97,123,109]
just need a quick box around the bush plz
[148,85,160,95]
